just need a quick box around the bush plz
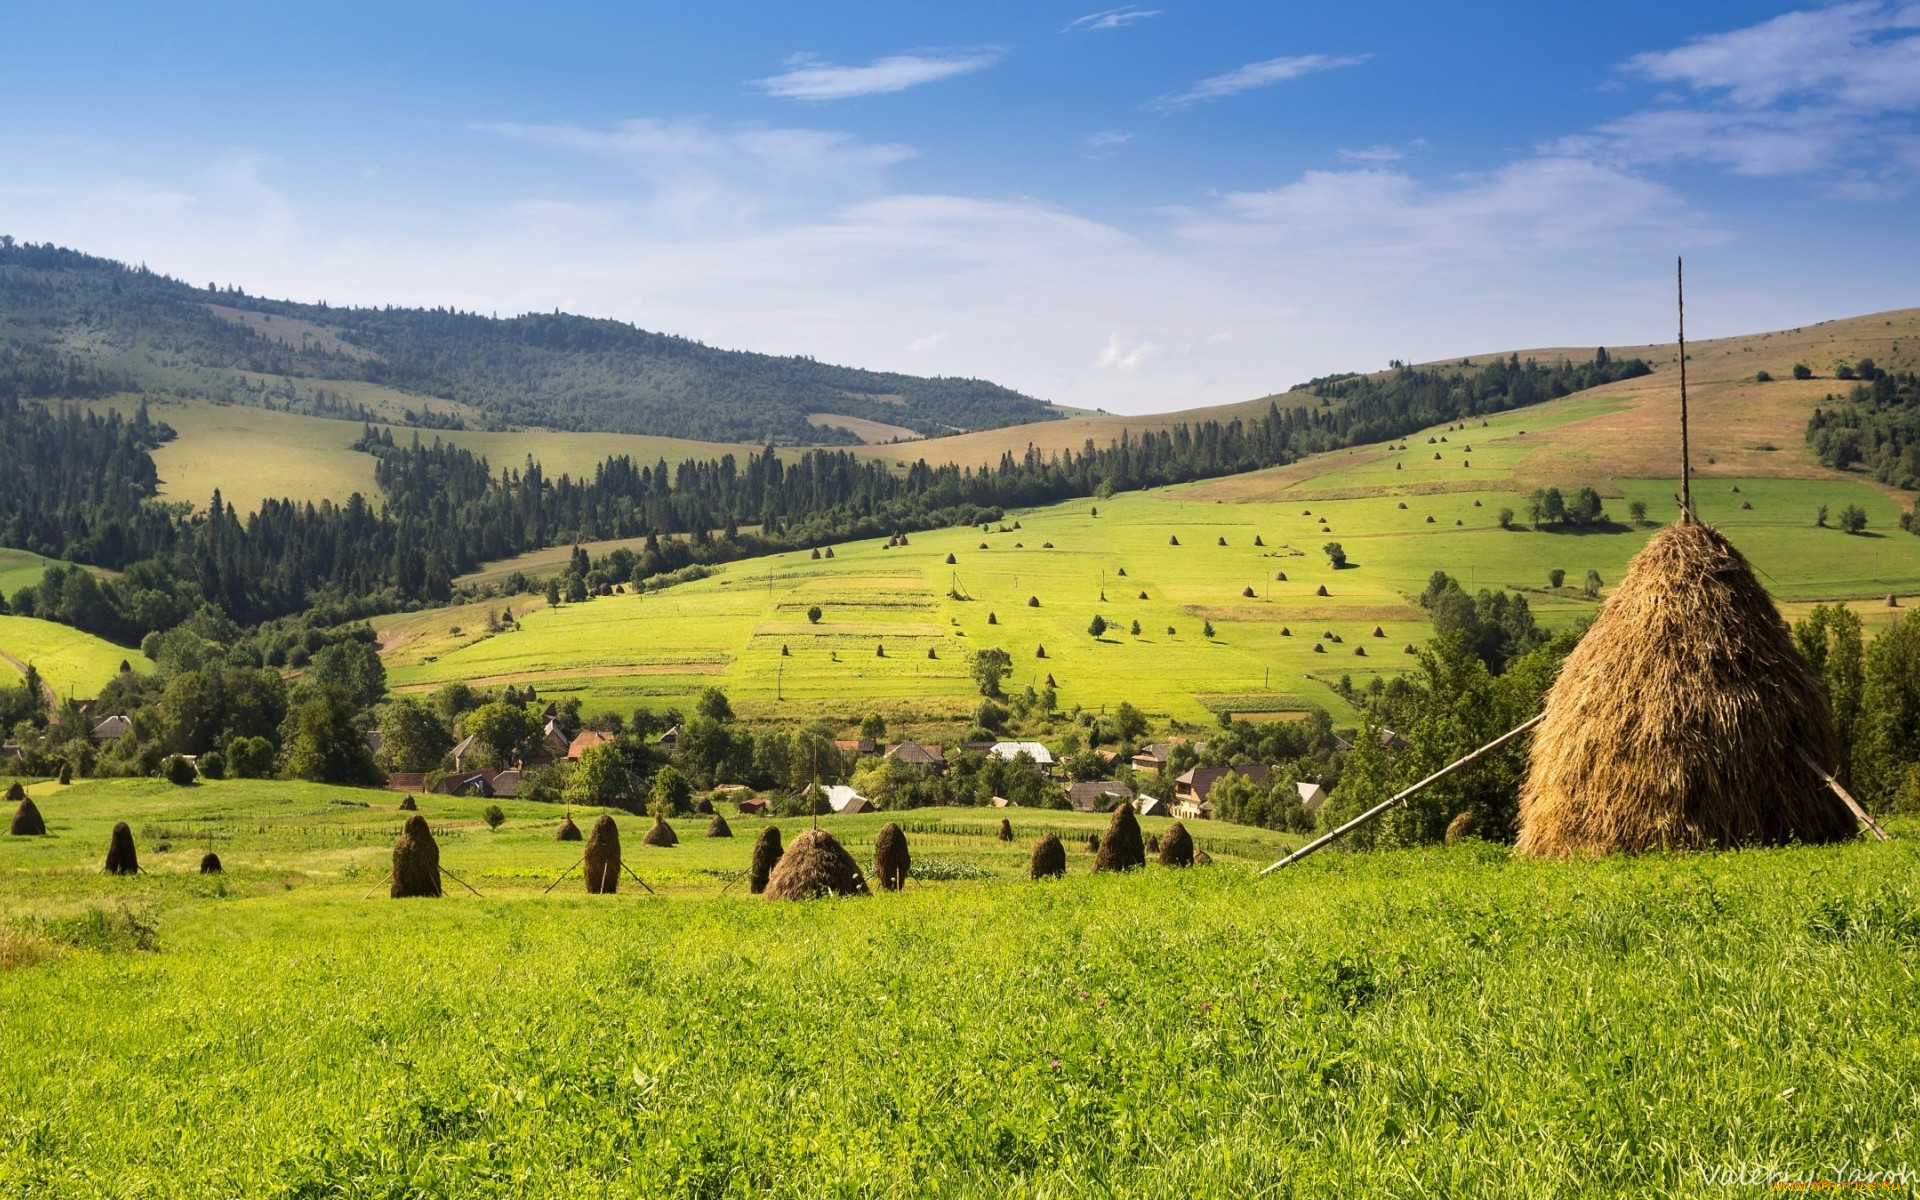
[227,736,276,779]
[1793,363,1813,380]
[1840,505,1869,535]
[1548,569,1566,588]
[1088,614,1108,638]
[806,606,822,624]
[1755,369,1772,382]
[162,755,197,786]
[483,804,506,832]
[198,750,226,780]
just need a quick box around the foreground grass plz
[0,781,1915,1197]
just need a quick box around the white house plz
[822,784,875,815]
[1296,782,1328,812]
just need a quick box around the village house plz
[884,739,945,775]
[567,730,615,760]
[1172,763,1274,820]
[822,784,875,814]
[989,741,1055,774]
[91,714,132,742]
[1062,780,1134,813]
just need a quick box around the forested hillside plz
[0,239,1053,443]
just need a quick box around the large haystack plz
[199,851,223,874]
[749,826,783,894]
[1095,805,1146,872]
[764,828,869,900]
[707,814,733,838]
[1517,521,1856,856]
[9,796,45,836]
[1030,833,1067,879]
[873,822,910,891]
[642,815,678,847]
[584,815,621,894]
[1158,821,1194,867]
[398,795,417,811]
[390,814,442,898]
[556,814,582,841]
[103,822,139,875]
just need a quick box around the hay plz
[1888,594,1900,607]
[1193,849,1213,866]
[707,814,733,838]
[749,826,783,894]
[4,781,23,804]
[873,822,911,891]
[998,818,1014,842]
[1315,585,1329,597]
[764,828,870,900]
[103,821,139,875]
[1444,811,1478,845]
[1517,521,1855,857]
[1030,833,1067,879]
[1146,833,1160,853]
[584,815,622,893]
[398,795,417,811]
[556,814,583,841]
[1094,805,1146,872]
[390,814,442,897]
[642,815,679,847]
[1159,821,1195,867]
[199,852,223,874]
[1086,832,1100,854]
[9,797,44,836]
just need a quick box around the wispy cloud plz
[1337,144,1403,163]
[1084,130,1134,159]
[1096,333,1157,370]
[1570,2,1920,195]
[906,331,948,352]
[755,52,998,101]
[1063,7,1161,33]
[1160,53,1369,105]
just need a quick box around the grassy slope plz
[0,615,148,700]
[406,390,1920,730]
[0,548,60,598]
[0,779,1914,1197]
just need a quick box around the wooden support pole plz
[621,862,657,894]
[1259,714,1545,876]
[542,856,585,895]
[361,870,394,901]
[438,866,484,897]
[1795,746,1890,842]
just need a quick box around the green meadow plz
[1,778,1914,1197]
[0,614,148,700]
[392,397,1920,731]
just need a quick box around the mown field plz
[0,614,148,700]
[395,392,1920,730]
[0,778,1913,1197]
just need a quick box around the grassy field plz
[390,387,1920,731]
[0,778,1914,1196]
[0,615,148,700]
[0,547,61,598]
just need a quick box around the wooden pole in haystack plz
[1259,714,1544,875]
[1678,256,1693,521]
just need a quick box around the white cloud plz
[1160,53,1368,105]
[1063,7,1162,33]
[1586,3,1920,194]
[1337,144,1403,163]
[1095,334,1157,370]
[1086,130,1133,149]
[755,52,997,101]
[906,332,948,352]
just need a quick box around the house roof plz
[491,769,522,798]
[364,729,385,753]
[833,738,878,755]
[657,724,682,743]
[737,797,770,812]
[451,733,479,760]
[1136,794,1171,817]
[1297,781,1328,810]
[1063,780,1134,812]
[568,730,615,759]
[885,739,943,765]
[91,715,132,739]
[990,741,1055,765]
[822,784,872,814]
[1174,763,1273,801]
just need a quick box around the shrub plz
[1548,568,1566,588]
[1793,363,1813,380]
[483,804,506,831]
[162,755,197,786]
[197,750,225,780]
[1324,542,1346,568]
[1840,505,1869,535]
[807,606,822,624]
[1755,369,1773,382]
[1088,614,1108,638]
[1202,620,1216,639]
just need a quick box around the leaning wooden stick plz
[1260,714,1546,876]
[542,856,585,895]
[1795,746,1890,842]
[438,866,484,897]
[620,863,657,894]
[361,870,394,900]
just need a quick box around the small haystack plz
[1095,805,1146,872]
[873,822,911,891]
[103,821,139,875]
[1146,833,1160,853]
[1086,832,1100,854]
[1315,585,1330,597]
[1193,849,1213,866]
[398,795,418,812]
[998,818,1014,842]
[1159,821,1195,867]
[556,814,583,841]
[584,815,622,893]
[1169,535,1180,546]
[1444,811,1478,845]
[707,814,733,838]
[1888,594,1900,608]
[642,815,679,847]
[9,796,45,836]
[390,814,441,897]
[1030,833,1067,879]
[199,851,223,874]
[764,828,870,899]
[749,826,783,894]
[1517,521,1856,856]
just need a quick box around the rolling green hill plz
[0,239,1056,444]
[0,614,148,700]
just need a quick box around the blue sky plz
[3,1,1917,413]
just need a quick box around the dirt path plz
[0,645,59,706]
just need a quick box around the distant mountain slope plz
[0,239,1056,444]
